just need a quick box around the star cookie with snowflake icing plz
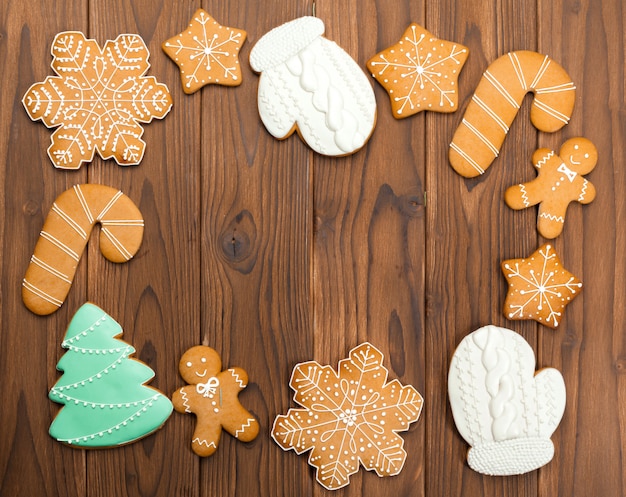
[272,342,423,490]
[162,9,246,94]
[367,23,468,118]
[23,32,172,169]
[501,244,582,329]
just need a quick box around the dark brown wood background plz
[1,0,624,495]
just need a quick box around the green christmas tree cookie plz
[49,303,173,447]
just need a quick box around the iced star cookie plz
[449,50,576,177]
[505,137,597,239]
[49,303,173,447]
[23,184,144,316]
[501,243,582,328]
[448,325,566,475]
[249,16,377,156]
[367,23,468,118]
[23,32,172,169]
[272,342,423,490]
[162,9,246,94]
[172,346,259,457]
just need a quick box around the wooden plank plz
[85,1,200,495]
[0,1,89,496]
[198,2,313,496]
[537,1,625,496]
[425,0,539,496]
[312,1,426,496]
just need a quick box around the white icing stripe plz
[533,100,571,124]
[535,82,576,94]
[52,203,87,239]
[192,438,217,449]
[520,184,530,207]
[529,55,550,89]
[484,71,520,109]
[99,219,144,227]
[535,151,554,168]
[101,228,133,260]
[579,179,589,201]
[450,142,485,174]
[30,255,72,284]
[96,190,123,220]
[539,212,565,223]
[40,231,80,261]
[508,52,527,90]
[22,279,63,306]
[472,95,510,132]
[73,185,94,224]
[462,119,499,157]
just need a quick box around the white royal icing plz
[448,325,566,476]
[250,17,376,156]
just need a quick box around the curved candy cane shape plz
[449,50,576,178]
[23,184,144,315]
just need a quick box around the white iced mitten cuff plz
[250,17,376,156]
[448,325,566,476]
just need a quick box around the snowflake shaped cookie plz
[162,9,246,94]
[23,32,172,169]
[367,24,468,118]
[501,244,582,328]
[272,342,423,490]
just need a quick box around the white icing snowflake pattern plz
[367,23,468,117]
[162,9,246,93]
[502,244,582,328]
[22,32,172,169]
[271,342,423,490]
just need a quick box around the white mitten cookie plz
[448,325,566,476]
[250,16,376,156]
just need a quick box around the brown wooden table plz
[1,0,624,495]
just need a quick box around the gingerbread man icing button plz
[505,137,597,239]
[172,346,259,457]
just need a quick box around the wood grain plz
[0,0,624,496]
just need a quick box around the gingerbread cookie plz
[272,342,423,490]
[172,346,259,457]
[367,23,468,118]
[49,303,173,447]
[505,137,597,239]
[249,16,377,156]
[501,243,582,328]
[162,9,246,94]
[448,325,566,475]
[23,31,172,169]
[449,50,576,177]
[23,184,144,315]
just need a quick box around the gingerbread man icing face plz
[172,346,259,457]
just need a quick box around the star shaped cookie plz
[162,9,246,94]
[367,23,468,118]
[501,244,582,329]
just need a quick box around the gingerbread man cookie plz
[172,346,259,457]
[505,137,597,239]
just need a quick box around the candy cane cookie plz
[449,50,576,178]
[23,184,144,315]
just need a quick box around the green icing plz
[49,303,173,447]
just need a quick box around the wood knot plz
[23,199,40,216]
[219,210,257,274]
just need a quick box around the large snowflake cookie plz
[367,23,468,118]
[448,325,566,475]
[23,31,172,169]
[505,137,597,239]
[501,243,582,328]
[172,346,259,457]
[271,342,423,490]
[49,303,173,447]
[250,16,377,156]
[162,9,246,94]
